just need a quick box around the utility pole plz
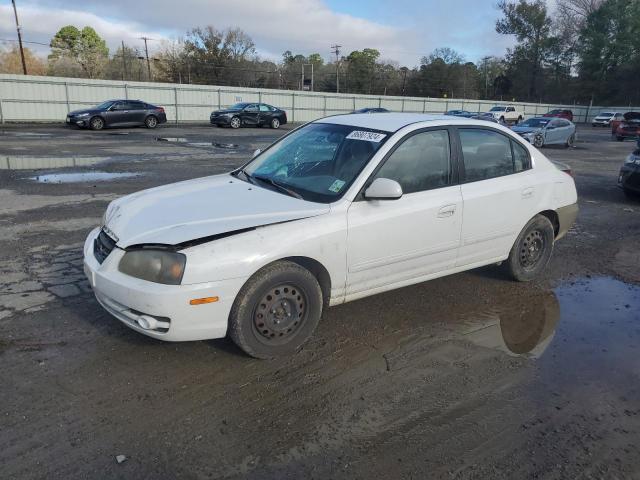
[11,0,27,75]
[331,44,341,93]
[140,36,153,81]
[121,40,127,80]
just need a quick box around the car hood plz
[103,174,330,248]
[69,108,100,116]
[511,126,540,134]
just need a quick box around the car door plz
[104,101,129,126]
[545,119,563,144]
[258,104,272,125]
[346,128,463,297]
[506,106,516,121]
[243,104,260,125]
[128,101,148,125]
[456,127,535,266]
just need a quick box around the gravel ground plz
[0,122,639,480]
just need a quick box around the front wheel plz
[533,132,545,148]
[89,116,104,130]
[565,133,575,148]
[505,214,555,282]
[270,117,281,129]
[144,115,158,128]
[230,116,241,129]
[228,261,324,359]
[616,136,624,142]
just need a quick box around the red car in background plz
[613,112,640,139]
[543,109,574,122]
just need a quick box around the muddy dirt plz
[1,124,639,479]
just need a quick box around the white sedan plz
[83,113,578,358]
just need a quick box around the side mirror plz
[364,178,403,200]
[253,149,262,158]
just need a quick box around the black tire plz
[616,136,624,142]
[89,116,104,130]
[624,188,639,200]
[565,133,575,148]
[270,117,281,129]
[505,214,555,282]
[517,115,523,124]
[144,115,158,128]
[230,116,241,129]
[499,116,505,124]
[228,261,324,359]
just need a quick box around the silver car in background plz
[511,117,576,148]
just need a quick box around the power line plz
[0,38,50,46]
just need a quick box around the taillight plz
[563,168,574,178]
[157,107,165,113]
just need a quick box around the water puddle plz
[0,156,107,170]
[156,137,187,142]
[108,132,130,136]
[8,132,53,137]
[213,142,239,149]
[29,172,140,183]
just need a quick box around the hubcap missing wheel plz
[254,285,306,341]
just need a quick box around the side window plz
[374,130,451,194]
[245,104,259,112]
[511,140,530,172]
[507,106,515,112]
[130,101,147,110]
[459,129,514,182]
[259,104,270,112]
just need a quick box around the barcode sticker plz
[346,131,387,142]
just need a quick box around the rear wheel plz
[228,261,324,359]
[230,116,241,129]
[505,215,555,282]
[533,132,545,148]
[616,136,625,142]
[565,133,575,148]
[89,116,104,130]
[270,117,281,129]
[144,115,158,128]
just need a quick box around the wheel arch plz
[538,209,560,238]
[280,256,332,308]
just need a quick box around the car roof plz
[316,113,458,132]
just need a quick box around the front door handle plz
[521,187,534,198]
[437,204,457,218]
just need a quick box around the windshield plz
[547,109,561,114]
[96,101,115,110]
[241,122,390,203]
[228,102,250,110]
[520,118,549,128]
[490,107,505,112]
[599,112,615,117]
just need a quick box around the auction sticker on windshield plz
[346,131,387,142]
[328,179,346,193]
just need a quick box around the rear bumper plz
[83,227,246,342]
[556,203,578,240]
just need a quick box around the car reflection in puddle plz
[461,292,559,359]
[29,171,140,183]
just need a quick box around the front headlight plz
[77,112,90,117]
[118,249,186,285]
[624,153,640,165]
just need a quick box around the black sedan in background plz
[66,100,167,130]
[618,144,640,199]
[352,107,390,113]
[210,103,287,129]
[445,109,474,117]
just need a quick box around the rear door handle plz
[437,204,457,218]
[521,187,534,198]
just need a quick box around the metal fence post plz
[258,91,262,103]
[401,98,405,112]
[0,99,4,124]
[124,84,129,100]
[353,96,356,111]
[174,87,179,124]
[378,97,382,108]
[323,96,327,117]
[423,99,426,113]
[218,89,221,109]
[291,93,295,123]
[64,82,70,113]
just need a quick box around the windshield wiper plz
[252,175,303,200]
[233,168,255,184]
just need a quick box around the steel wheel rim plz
[534,134,544,147]
[252,284,307,345]
[520,230,545,269]
[231,117,240,128]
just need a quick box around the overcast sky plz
[0,0,558,66]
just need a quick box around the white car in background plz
[592,111,623,127]
[487,105,524,124]
[84,114,578,359]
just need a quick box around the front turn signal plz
[189,296,219,305]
